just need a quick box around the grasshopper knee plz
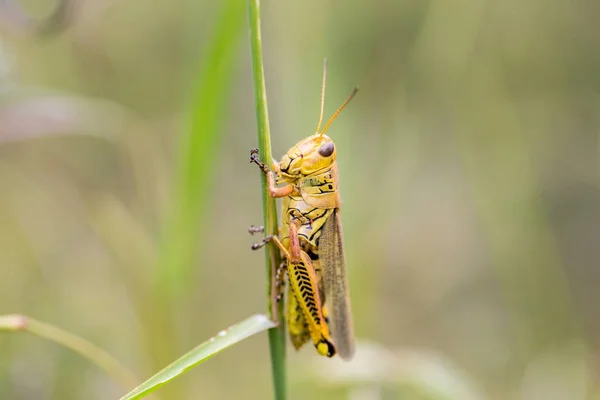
[316,338,336,358]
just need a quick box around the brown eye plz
[318,142,334,157]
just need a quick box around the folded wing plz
[320,209,355,360]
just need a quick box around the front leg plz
[250,148,293,198]
[250,148,269,173]
[249,148,279,171]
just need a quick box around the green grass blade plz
[247,0,287,399]
[119,314,276,400]
[156,0,246,301]
[146,3,247,393]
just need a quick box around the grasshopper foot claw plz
[248,225,265,235]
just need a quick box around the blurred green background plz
[0,0,598,399]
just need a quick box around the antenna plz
[315,58,327,134]
[319,86,359,136]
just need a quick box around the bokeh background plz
[0,0,598,399]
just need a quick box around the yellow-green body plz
[272,133,354,359]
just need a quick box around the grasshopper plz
[250,61,356,359]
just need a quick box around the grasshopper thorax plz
[278,133,336,181]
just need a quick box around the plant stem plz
[247,0,287,399]
[0,314,139,390]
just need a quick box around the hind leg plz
[287,252,336,358]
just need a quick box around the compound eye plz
[318,142,335,157]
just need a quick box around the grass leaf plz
[156,0,246,301]
[119,314,275,400]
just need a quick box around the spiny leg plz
[274,261,287,303]
[286,219,335,357]
[287,252,336,358]
[268,260,288,324]
[253,232,289,322]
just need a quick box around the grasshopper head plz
[277,60,357,182]
[278,134,336,179]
